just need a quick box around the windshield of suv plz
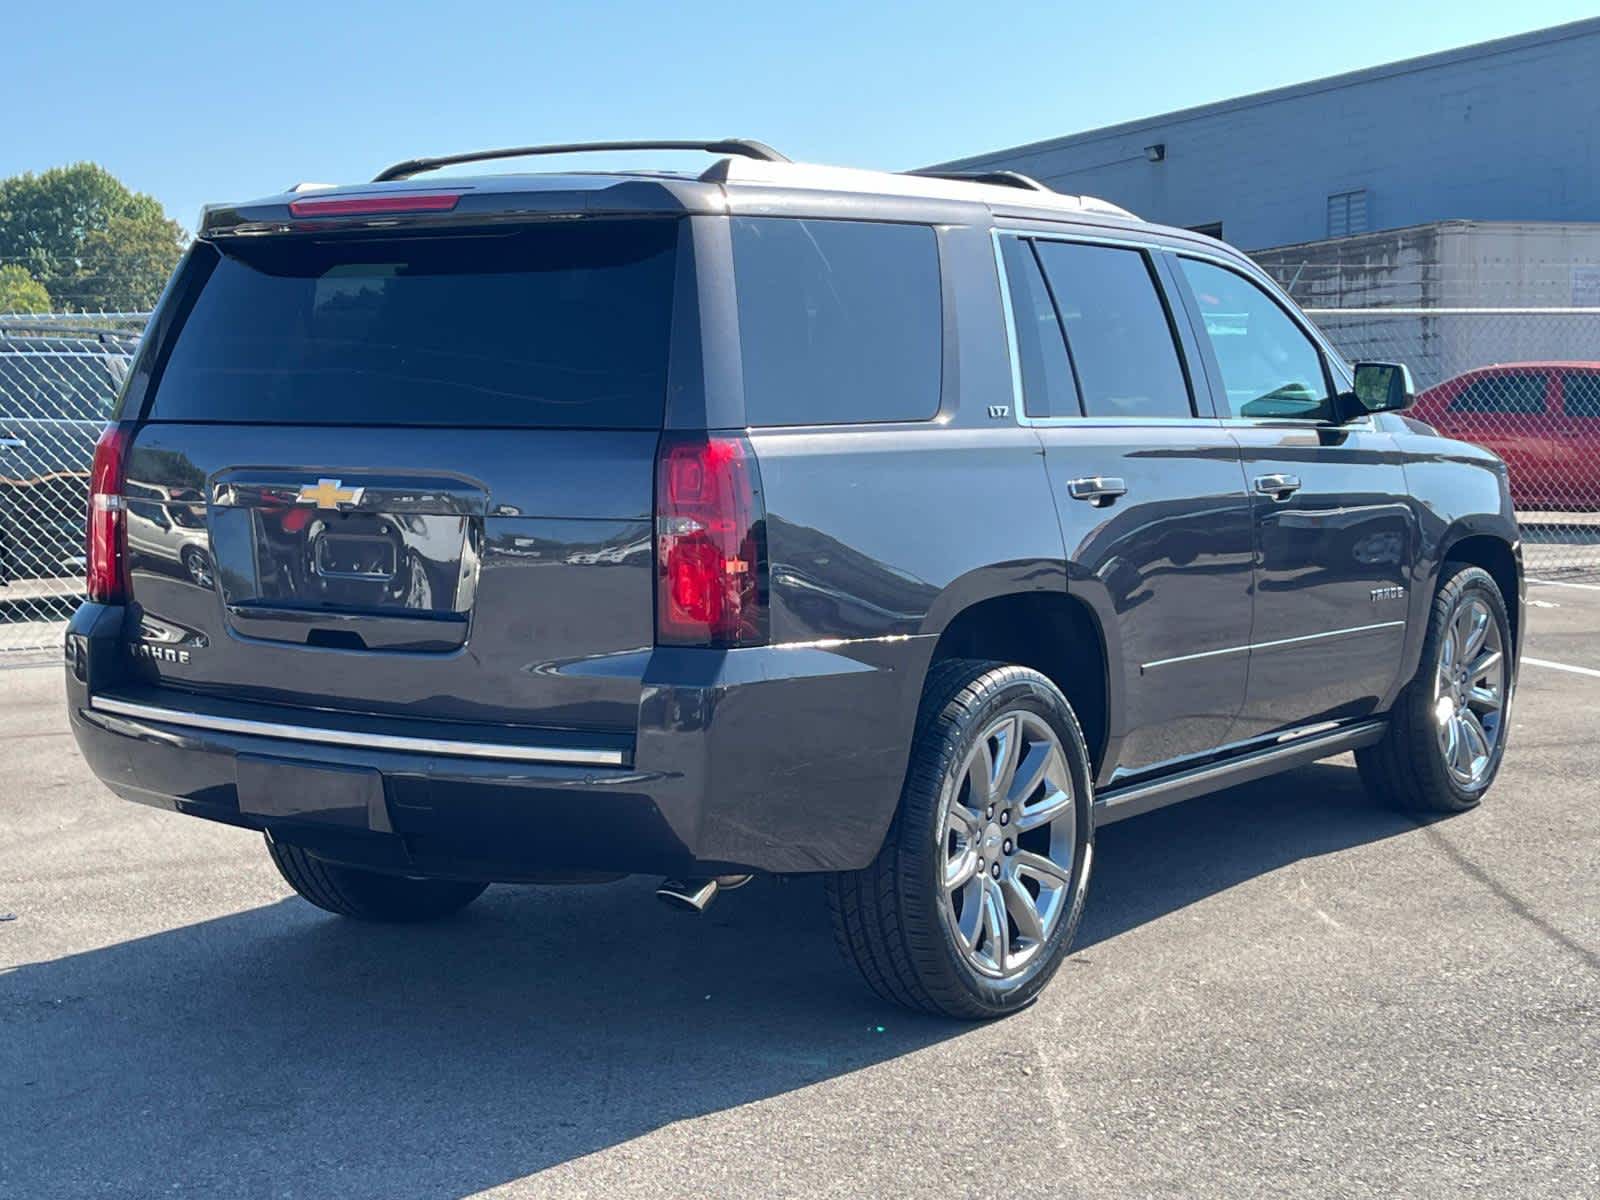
[146,219,679,427]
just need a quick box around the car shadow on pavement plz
[1078,759,1417,949]
[3,760,1410,1197]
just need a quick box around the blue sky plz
[12,1,1598,230]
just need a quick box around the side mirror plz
[1346,361,1415,416]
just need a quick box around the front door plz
[997,233,1255,783]
[1432,368,1558,508]
[1170,255,1416,739]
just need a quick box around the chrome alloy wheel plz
[1433,594,1508,788]
[938,710,1077,980]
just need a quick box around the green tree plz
[0,263,51,312]
[0,163,186,311]
[74,212,188,312]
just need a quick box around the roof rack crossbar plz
[373,139,789,182]
[907,169,1054,193]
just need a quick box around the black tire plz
[1357,564,1514,813]
[826,660,1096,1020]
[265,834,488,922]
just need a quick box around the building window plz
[1327,190,1369,238]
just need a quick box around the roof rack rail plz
[907,169,1054,193]
[373,139,789,183]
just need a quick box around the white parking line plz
[1528,577,1600,592]
[1524,656,1600,680]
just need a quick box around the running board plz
[1094,719,1387,826]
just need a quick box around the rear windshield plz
[147,220,679,427]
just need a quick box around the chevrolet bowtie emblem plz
[297,478,364,509]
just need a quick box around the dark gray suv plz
[66,140,1522,1019]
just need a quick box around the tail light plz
[655,434,768,647]
[87,423,131,604]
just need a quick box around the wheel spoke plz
[1460,709,1491,769]
[954,883,984,953]
[1459,602,1490,661]
[1012,848,1071,888]
[988,716,1021,804]
[1469,648,1503,685]
[1006,740,1053,808]
[946,800,981,842]
[965,739,996,809]
[1467,684,1501,712]
[1450,716,1476,777]
[1439,712,1459,765]
[1001,874,1046,945]
[945,846,980,890]
[1014,782,1073,833]
[980,879,1007,970]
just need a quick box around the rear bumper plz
[66,603,931,877]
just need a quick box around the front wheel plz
[1358,564,1513,813]
[827,660,1095,1020]
[266,835,488,922]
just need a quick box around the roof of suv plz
[198,143,1144,239]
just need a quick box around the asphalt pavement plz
[2,588,1596,1198]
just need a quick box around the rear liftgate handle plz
[1067,476,1128,508]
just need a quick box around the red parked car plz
[1411,363,1600,511]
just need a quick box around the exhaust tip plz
[655,877,719,913]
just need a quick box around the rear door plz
[119,217,685,735]
[1169,253,1415,737]
[997,232,1255,781]
[1554,369,1600,508]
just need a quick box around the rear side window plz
[1563,372,1600,419]
[1449,373,1546,414]
[147,220,680,427]
[731,217,941,426]
[999,238,1079,419]
[1032,241,1192,419]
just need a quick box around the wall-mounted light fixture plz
[1144,143,1166,163]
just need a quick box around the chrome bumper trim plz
[88,695,625,767]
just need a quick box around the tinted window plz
[1000,238,1079,418]
[1449,373,1546,414]
[1032,241,1191,419]
[1178,258,1332,420]
[732,217,941,426]
[1563,372,1600,419]
[148,221,679,427]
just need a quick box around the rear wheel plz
[1358,564,1513,813]
[827,660,1095,1020]
[266,834,488,922]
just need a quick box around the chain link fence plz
[2,304,1597,656]
[1306,307,1600,579]
[1,313,145,658]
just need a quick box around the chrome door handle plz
[1253,473,1302,500]
[1067,476,1128,506]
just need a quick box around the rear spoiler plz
[197,176,717,239]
